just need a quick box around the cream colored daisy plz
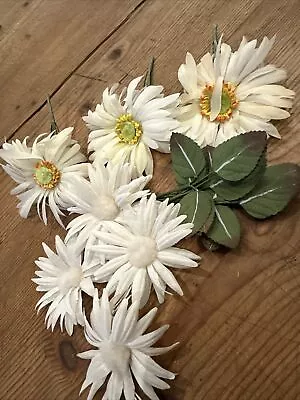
[78,289,178,400]
[83,77,179,175]
[89,194,200,308]
[32,236,97,336]
[0,127,87,226]
[65,160,151,254]
[178,36,295,147]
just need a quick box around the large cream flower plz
[90,194,200,308]
[177,36,295,147]
[83,76,179,175]
[0,128,87,226]
[78,289,177,400]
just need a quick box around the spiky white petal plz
[78,289,178,400]
[0,128,88,226]
[83,77,179,175]
[32,236,97,335]
[89,194,200,307]
[177,36,295,147]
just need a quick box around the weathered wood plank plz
[0,0,145,139]
[1,0,300,399]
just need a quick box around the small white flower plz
[65,161,151,254]
[83,76,179,175]
[177,36,295,147]
[0,128,88,226]
[90,194,200,307]
[32,235,96,336]
[78,289,178,400]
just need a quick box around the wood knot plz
[59,340,77,371]
[81,101,92,114]
[253,219,274,236]
[109,48,122,60]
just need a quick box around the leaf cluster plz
[158,132,300,249]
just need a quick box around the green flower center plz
[34,161,61,189]
[115,114,142,145]
[35,166,53,185]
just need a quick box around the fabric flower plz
[78,289,177,400]
[65,161,151,254]
[90,194,200,307]
[32,235,97,336]
[83,76,179,175]
[0,127,87,226]
[177,36,295,147]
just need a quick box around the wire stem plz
[143,56,155,87]
[47,95,59,134]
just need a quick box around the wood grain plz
[0,0,145,139]
[1,0,300,399]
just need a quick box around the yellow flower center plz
[115,114,142,145]
[200,82,239,123]
[34,160,61,189]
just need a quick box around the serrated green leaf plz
[211,152,266,201]
[207,205,241,248]
[240,163,300,219]
[179,190,214,234]
[211,131,267,181]
[171,133,207,186]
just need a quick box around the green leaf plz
[211,131,267,181]
[179,190,214,234]
[171,133,207,187]
[207,205,241,248]
[240,163,300,219]
[211,152,266,201]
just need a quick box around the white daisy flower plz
[0,127,87,226]
[177,36,295,147]
[65,161,151,254]
[90,194,200,308]
[32,235,97,336]
[83,76,179,175]
[78,288,178,400]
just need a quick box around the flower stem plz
[211,24,219,60]
[47,95,59,135]
[143,56,155,87]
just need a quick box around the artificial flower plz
[90,194,200,307]
[65,161,151,254]
[32,235,97,336]
[78,289,177,400]
[0,127,87,226]
[83,76,179,175]
[177,36,295,147]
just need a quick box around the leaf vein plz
[215,208,232,239]
[175,139,196,175]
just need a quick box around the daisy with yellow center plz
[177,36,295,147]
[83,76,179,175]
[0,127,88,226]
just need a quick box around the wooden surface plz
[1,1,300,399]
